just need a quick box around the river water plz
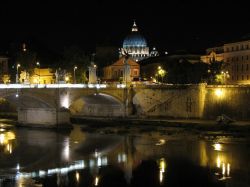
[0,120,249,187]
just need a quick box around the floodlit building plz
[19,68,55,84]
[103,56,140,81]
[201,38,250,84]
[200,46,224,64]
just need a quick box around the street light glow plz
[215,89,223,97]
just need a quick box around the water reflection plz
[0,123,249,186]
[0,129,15,154]
[214,143,231,180]
[159,158,166,184]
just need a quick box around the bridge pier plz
[17,107,71,128]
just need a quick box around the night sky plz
[0,0,250,56]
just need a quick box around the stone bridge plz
[0,84,206,119]
[1,83,250,126]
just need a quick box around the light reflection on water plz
[0,123,249,187]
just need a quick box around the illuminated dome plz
[120,21,149,62]
[123,33,147,47]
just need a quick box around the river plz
[0,119,249,187]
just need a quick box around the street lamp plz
[221,71,229,84]
[157,66,166,83]
[36,61,40,84]
[74,66,77,84]
[16,64,21,83]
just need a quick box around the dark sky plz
[0,0,250,56]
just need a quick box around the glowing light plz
[118,153,127,163]
[97,156,101,166]
[213,143,222,151]
[0,83,109,89]
[94,176,99,186]
[227,163,230,176]
[222,163,226,176]
[156,139,166,146]
[159,170,163,184]
[63,138,70,161]
[33,78,38,84]
[88,84,95,88]
[159,158,166,184]
[16,94,19,98]
[217,156,221,168]
[7,143,12,154]
[0,128,5,132]
[65,76,69,82]
[39,170,46,177]
[102,157,108,166]
[76,172,80,182]
[117,84,126,88]
[0,134,4,144]
[17,163,20,171]
[215,89,223,97]
[61,95,69,108]
[159,158,166,173]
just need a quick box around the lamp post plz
[157,66,166,83]
[221,71,229,84]
[16,64,21,83]
[36,61,40,84]
[74,66,77,84]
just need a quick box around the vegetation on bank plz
[71,118,250,138]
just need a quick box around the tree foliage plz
[16,50,37,74]
[62,46,91,83]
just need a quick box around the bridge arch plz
[69,93,125,117]
[0,92,55,109]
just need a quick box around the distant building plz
[119,21,150,62]
[150,47,160,57]
[20,68,55,84]
[201,38,250,84]
[224,40,250,84]
[200,46,224,64]
[103,56,140,81]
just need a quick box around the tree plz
[16,50,38,75]
[62,46,91,83]
[206,61,228,84]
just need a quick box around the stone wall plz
[132,84,206,118]
[132,84,250,120]
[203,85,250,120]
[18,108,70,127]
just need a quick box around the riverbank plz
[71,116,250,137]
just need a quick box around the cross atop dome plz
[131,20,138,32]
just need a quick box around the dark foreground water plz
[0,121,250,187]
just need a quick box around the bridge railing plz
[0,83,231,89]
[0,83,127,89]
